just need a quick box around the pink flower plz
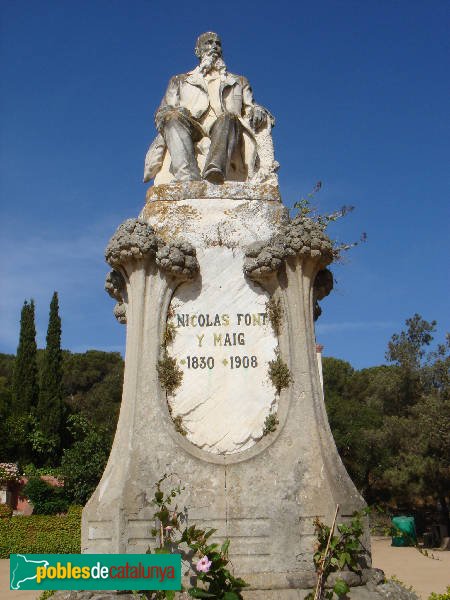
[196,555,212,573]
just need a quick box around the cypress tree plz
[12,299,39,414]
[37,292,63,457]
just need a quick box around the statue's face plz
[197,33,222,59]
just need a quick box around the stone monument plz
[81,33,411,599]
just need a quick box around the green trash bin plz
[391,515,417,547]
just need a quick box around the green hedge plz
[0,506,82,558]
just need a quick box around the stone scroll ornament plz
[104,219,199,324]
[243,213,335,317]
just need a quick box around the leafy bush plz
[429,587,450,600]
[23,464,64,478]
[60,414,109,505]
[0,506,81,557]
[23,477,68,515]
[0,504,13,518]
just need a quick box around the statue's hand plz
[249,105,268,132]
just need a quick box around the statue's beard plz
[199,52,226,75]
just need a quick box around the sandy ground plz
[371,537,450,599]
[0,539,449,600]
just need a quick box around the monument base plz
[85,192,376,591]
[145,181,281,203]
[45,572,420,600]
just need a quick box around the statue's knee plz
[162,108,185,125]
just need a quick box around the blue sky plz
[1,0,449,369]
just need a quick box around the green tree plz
[35,292,63,463]
[62,350,124,439]
[0,354,15,459]
[12,300,39,415]
[11,300,39,462]
[383,321,450,527]
[323,359,389,502]
[386,313,437,371]
[60,414,110,505]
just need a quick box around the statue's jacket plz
[144,66,260,182]
[158,66,255,123]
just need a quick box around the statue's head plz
[195,32,222,59]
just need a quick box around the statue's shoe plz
[203,167,224,184]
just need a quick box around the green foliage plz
[23,464,64,478]
[157,350,183,395]
[23,477,68,515]
[381,317,450,515]
[12,300,39,415]
[148,474,248,600]
[305,510,366,600]
[62,350,124,439]
[36,292,63,462]
[0,504,13,518]
[11,300,38,463]
[263,413,278,435]
[386,313,436,371]
[60,414,109,505]
[323,316,450,520]
[323,359,388,499]
[267,349,292,394]
[38,591,55,600]
[429,586,450,600]
[183,525,247,599]
[266,297,283,337]
[0,506,82,557]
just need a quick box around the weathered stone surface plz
[47,571,419,600]
[105,219,159,267]
[85,195,368,595]
[113,302,127,324]
[104,218,200,278]
[156,240,199,280]
[145,181,281,203]
[243,215,334,280]
[313,267,334,321]
[166,246,278,454]
[105,270,127,324]
[105,270,126,301]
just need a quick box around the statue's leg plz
[203,114,242,184]
[161,112,202,181]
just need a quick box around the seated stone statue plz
[144,32,278,186]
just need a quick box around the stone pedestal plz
[82,185,371,595]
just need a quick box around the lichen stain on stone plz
[142,199,177,220]
[257,183,281,202]
[225,200,287,230]
[142,201,200,241]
